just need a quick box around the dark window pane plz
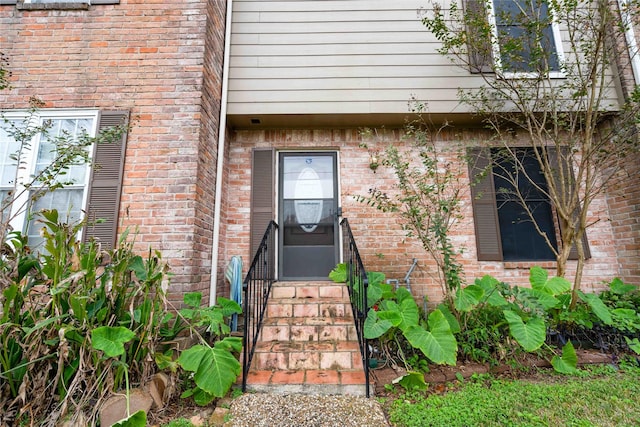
[493,0,560,72]
[492,148,558,260]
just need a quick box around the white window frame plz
[487,0,565,79]
[619,0,640,85]
[1,109,99,243]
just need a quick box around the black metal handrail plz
[242,220,278,392]
[340,218,370,397]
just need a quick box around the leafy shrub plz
[0,210,241,425]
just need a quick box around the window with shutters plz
[1,109,127,250]
[468,147,589,262]
[482,0,564,77]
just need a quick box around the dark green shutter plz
[83,110,128,250]
[250,148,275,259]
[468,147,503,261]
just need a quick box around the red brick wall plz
[225,128,622,305]
[0,0,228,305]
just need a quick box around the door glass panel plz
[282,155,335,244]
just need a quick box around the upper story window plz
[487,0,564,77]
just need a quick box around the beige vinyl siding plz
[228,0,475,116]
[227,0,622,118]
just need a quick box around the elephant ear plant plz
[0,210,242,426]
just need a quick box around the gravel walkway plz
[227,393,390,427]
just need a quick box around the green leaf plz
[364,309,394,339]
[395,287,413,304]
[91,326,135,358]
[177,344,241,398]
[530,267,570,295]
[398,371,428,391]
[454,285,484,312]
[404,309,457,365]
[475,275,508,306]
[579,292,613,325]
[625,337,640,354]
[112,410,147,427]
[517,287,559,310]
[367,282,383,307]
[609,278,637,295]
[129,256,146,281]
[367,271,386,287]
[328,263,347,283]
[551,341,578,374]
[529,266,548,289]
[184,292,202,308]
[436,303,461,334]
[503,310,546,352]
[216,297,242,316]
[69,295,87,323]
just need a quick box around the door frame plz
[276,150,342,281]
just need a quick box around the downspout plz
[209,0,234,306]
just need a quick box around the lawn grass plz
[388,364,640,427]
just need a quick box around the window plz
[0,110,128,250]
[491,148,557,261]
[487,0,564,76]
[468,147,589,262]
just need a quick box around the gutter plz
[209,0,234,306]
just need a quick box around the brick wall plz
[226,128,623,305]
[0,0,228,305]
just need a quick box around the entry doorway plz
[278,152,340,280]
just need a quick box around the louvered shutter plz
[547,147,591,260]
[468,147,503,261]
[83,110,128,249]
[250,149,275,259]
[464,0,494,74]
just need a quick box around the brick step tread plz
[255,340,361,352]
[251,340,364,370]
[266,301,353,319]
[260,323,358,342]
[267,297,351,305]
[263,316,354,327]
[245,369,367,386]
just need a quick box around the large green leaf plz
[579,292,613,325]
[398,371,428,391]
[609,277,637,295]
[529,266,548,289]
[91,326,135,358]
[112,410,147,427]
[328,263,347,283]
[503,310,546,352]
[551,341,578,374]
[364,309,394,339]
[625,337,640,354]
[177,344,241,398]
[454,285,484,312]
[367,271,386,287]
[129,256,147,281]
[404,309,457,365]
[436,303,461,334]
[367,282,383,307]
[530,267,571,295]
[475,275,508,306]
[517,287,559,310]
